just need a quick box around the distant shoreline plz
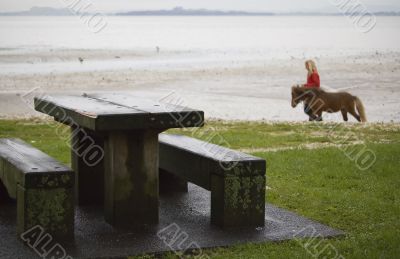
[0,6,399,17]
[1,14,400,17]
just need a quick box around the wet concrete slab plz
[0,184,344,259]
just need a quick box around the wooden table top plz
[34,93,204,131]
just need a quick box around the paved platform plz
[0,184,344,259]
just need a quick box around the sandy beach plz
[1,16,399,122]
[1,48,399,123]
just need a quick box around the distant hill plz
[0,6,399,16]
[0,7,71,16]
[116,7,274,16]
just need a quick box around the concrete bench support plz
[0,138,74,240]
[211,174,266,227]
[159,134,266,228]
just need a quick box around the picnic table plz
[34,93,204,226]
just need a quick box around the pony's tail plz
[355,97,367,122]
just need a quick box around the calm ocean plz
[1,16,399,55]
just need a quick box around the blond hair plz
[305,60,318,76]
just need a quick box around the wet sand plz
[1,49,399,122]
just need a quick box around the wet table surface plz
[34,93,204,131]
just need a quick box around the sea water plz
[0,15,399,74]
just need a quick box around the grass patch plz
[1,119,399,258]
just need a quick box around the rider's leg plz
[304,104,316,121]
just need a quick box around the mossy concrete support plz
[211,174,266,228]
[17,184,74,240]
[0,138,75,240]
[16,168,75,240]
[71,127,105,205]
[104,130,160,226]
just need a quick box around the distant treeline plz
[1,7,399,16]
[117,7,274,16]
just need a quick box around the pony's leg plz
[304,104,316,121]
[348,106,361,122]
[315,111,323,121]
[341,109,348,122]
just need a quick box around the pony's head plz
[291,86,320,108]
[291,86,304,108]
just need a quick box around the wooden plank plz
[0,138,71,175]
[159,134,266,190]
[159,134,259,162]
[159,139,212,190]
[34,95,144,131]
[0,138,73,189]
[37,95,141,115]
[35,94,204,131]
[87,93,204,129]
[86,93,198,114]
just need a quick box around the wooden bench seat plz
[159,133,266,228]
[0,138,74,239]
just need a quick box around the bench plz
[0,138,74,239]
[159,134,266,228]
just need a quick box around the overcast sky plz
[1,0,399,13]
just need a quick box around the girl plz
[302,60,321,121]
[303,60,320,88]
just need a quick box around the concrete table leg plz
[104,130,160,226]
[71,127,105,205]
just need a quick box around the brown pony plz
[291,86,367,122]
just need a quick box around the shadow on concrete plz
[0,184,344,258]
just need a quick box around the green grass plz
[1,119,399,259]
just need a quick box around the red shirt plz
[304,72,320,88]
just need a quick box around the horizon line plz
[0,6,399,16]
